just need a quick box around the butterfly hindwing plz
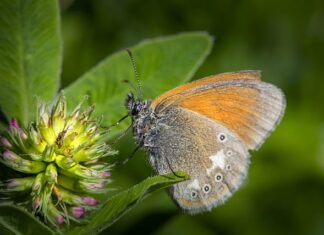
[144,107,249,213]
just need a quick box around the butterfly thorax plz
[125,93,155,146]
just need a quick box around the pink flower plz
[0,137,12,148]
[2,150,18,161]
[101,171,111,177]
[6,179,19,189]
[71,207,85,218]
[56,215,65,224]
[9,118,19,129]
[82,197,98,206]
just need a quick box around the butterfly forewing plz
[152,71,285,150]
[151,70,261,108]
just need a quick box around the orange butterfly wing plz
[151,71,285,150]
[151,70,261,107]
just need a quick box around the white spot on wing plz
[207,149,226,174]
[187,179,201,190]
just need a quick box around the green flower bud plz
[53,186,98,207]
[28,124,46,153]
[32,173,46,195]
[42,145,57,162]
[0,177,35,193]
[47,201,65,225]
[51,95,67,137]
[76,179,111,194]
[1,150,46,173]
[45,164,58,184]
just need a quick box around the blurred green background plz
[60,0,324,234]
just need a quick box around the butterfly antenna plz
[126,49,143,100]
[122,79,137,94]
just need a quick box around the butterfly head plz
[125,92,149,117]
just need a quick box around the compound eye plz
[136,103,143,112]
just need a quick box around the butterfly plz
[125,69,286,214]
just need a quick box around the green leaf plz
[0,203,55,235]
[0,0,62,127]
[67,172,189,235]
[65,32,212,131]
